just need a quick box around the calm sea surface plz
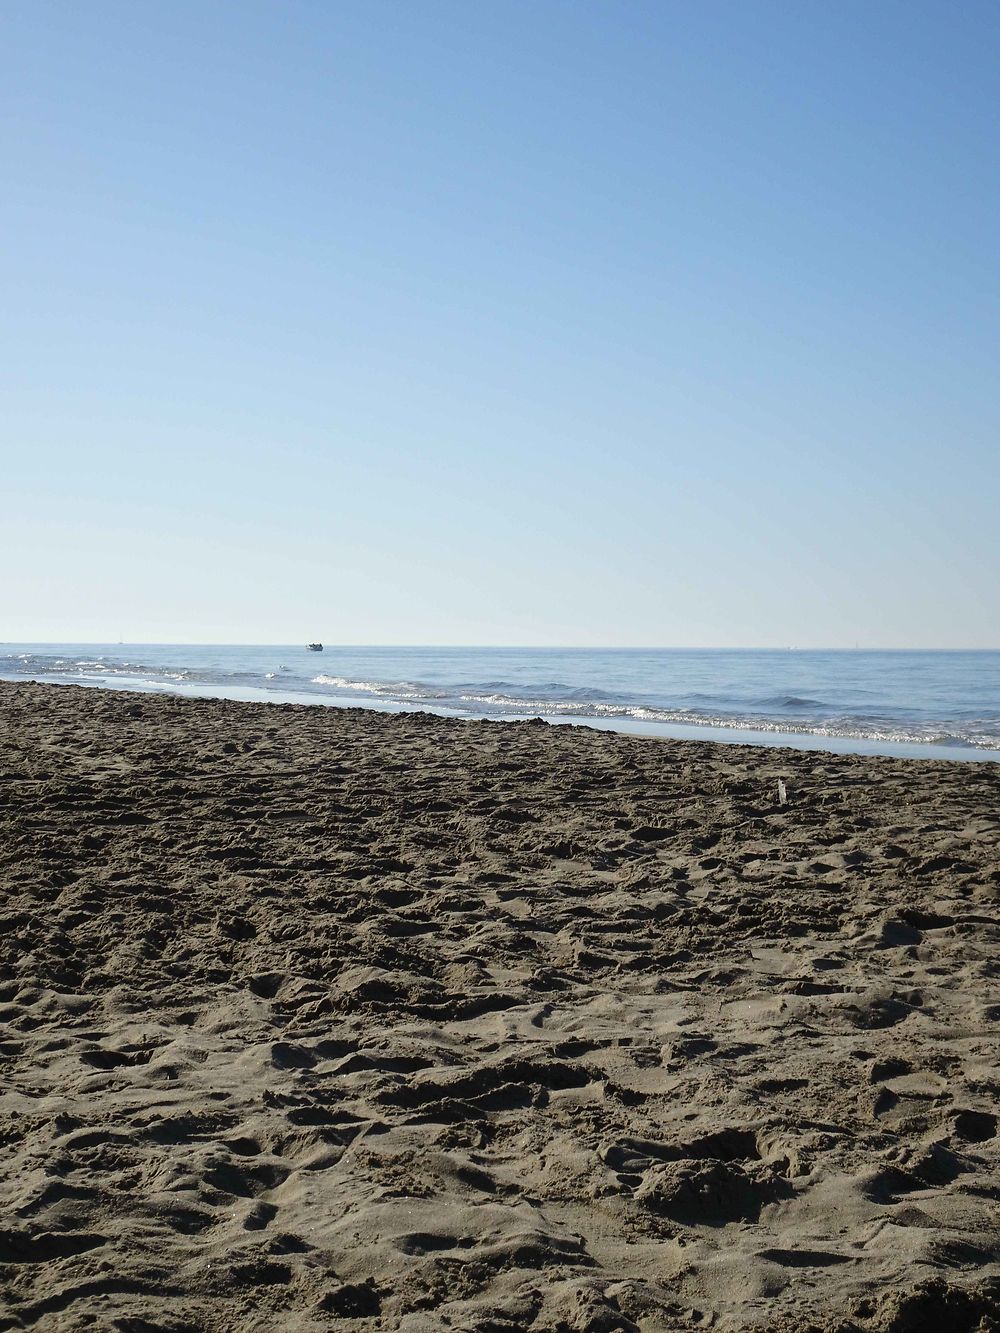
[3,645,999,762]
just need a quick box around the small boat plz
[306,642,323,652]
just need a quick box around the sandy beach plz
[1,679,998,1331]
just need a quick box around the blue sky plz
[3,0,998,646]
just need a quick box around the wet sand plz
[1,680,999,1331]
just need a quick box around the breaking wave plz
[312,674,447,700]
[3,647,999,755]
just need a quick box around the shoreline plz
[2,679,999,1329]
[6,669,1000,764]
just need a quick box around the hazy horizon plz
[5,640,999,653]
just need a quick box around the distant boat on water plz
[306,643,323,652]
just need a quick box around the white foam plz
[313,674,387,693]
[311,674,443,700]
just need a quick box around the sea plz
[3,644,999,762]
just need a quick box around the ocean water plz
[2,645,999,762]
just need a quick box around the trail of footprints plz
[1,683,999,1329]
[4,967,999,1329]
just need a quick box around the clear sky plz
[3,0,998,647]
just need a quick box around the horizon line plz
[4,642,999,653]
